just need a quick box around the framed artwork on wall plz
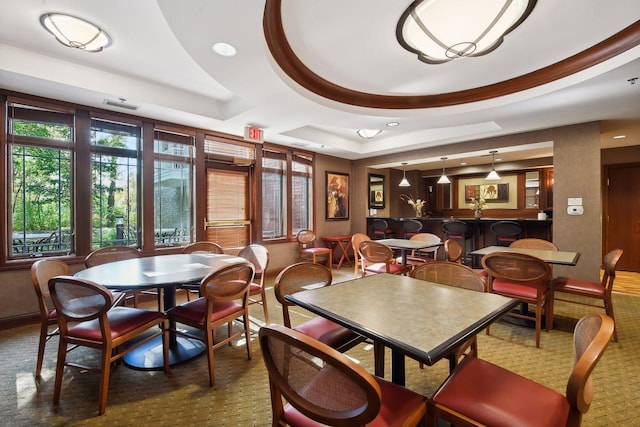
[465,183,509,202]
[368,173,385,209]
[326,171,349,220]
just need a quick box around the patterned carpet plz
[1,272,638,426]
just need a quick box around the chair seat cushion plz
[551,277,604,297]
[282,375,425,427]
[294,317,360,349]
[302,247,331,254]
[432,356,569,427]
[249,283,262,293]
[69,307,164,341]
[491,278,539,300]
[473,268,488,278]
[167,298,242,326]
[365,263,410,275]
[48,309,57,320]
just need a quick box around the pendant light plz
[398,162,411,187]
[486,150,501,180]
[437,157,451,184]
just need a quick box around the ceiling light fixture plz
[397,0,536,64]
[437,157,451,184]
[357,129,382,139]
[399,162,411,187]
[486,150,501,180]
[386,121,400,127]
[612,135,626,139]
[40,13,111,52]
[212,42,237,57]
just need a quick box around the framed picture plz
[465,183,509,202]
[368,173,385,209]
[326,171,349,220]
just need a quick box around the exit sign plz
[244,126,263,143]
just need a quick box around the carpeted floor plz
[1,270,638,426]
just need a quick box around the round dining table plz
[75,253,247,369]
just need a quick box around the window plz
[154,129,194,246]
[291,154,313,234]
[7,101,74,257]
[90,118,140,249]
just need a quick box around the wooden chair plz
[350,232,371,279]
[369,218,394,239]
[84,246,147,307]
[166,262,254,386]
[181,241,225,300]
[482,251,552,348]
[274,262,365,353]
[238,244,270,324]
[296,229,332,268]
[411,261,487,372]
[427,313,615,427]
[30,259,68,378]
[550,248,623,342]
[444,238,488,280]
[358,240,411,277]
[490,220,523,246]
[402,233,441,266]
[260,324,427,427]
[510,238,559,250]
[441,219,474,264]
[402,219,423,239]
[48,276,168,415]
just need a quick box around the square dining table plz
[376,238,443,265]
[286,273,518,385]
[469,245,580,266]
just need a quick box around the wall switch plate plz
[567,206,584,215]
[568,197,582,206]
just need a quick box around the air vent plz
[103,99,139,111]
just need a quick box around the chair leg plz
[260,288,270,324]
[604,295,618,342]
[35,323,49,378]
[53,337,67,405]
[243,312,253,360]
[98,345,112,415]
[206,326,216,387]
[535,304,542,348]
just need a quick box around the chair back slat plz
[85,246,141,267]
[48,276,113,321]
[182,241,224,254]
[411,261,485,292]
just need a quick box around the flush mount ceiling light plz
[486,150,501,180]
[40,13,111,52]
[212,42,237,57]
[397,0,536,64]
[356,129,382,139]
[437,157,451,184]
[399,162,411,187]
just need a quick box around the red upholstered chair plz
[359,240,411,277]
[274,262,365,353]
[296,229,332,268]
[510,238,559,251]
[350,232,371,279]
[482,251,552,348]
[550,248,623,342]
[402,232,441,267]
[166,262,254,386]
[238,244,270,324]
[427,313,614,427]
[181,241,225,300]
[411,261,487,372]
[48,276,168,415]
[441,219,474,264]
[490,220,523,246]
[260,324,427,427]
[444,239,488,281]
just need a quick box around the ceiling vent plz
[103,98,139,111]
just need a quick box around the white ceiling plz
[0,0,639,171]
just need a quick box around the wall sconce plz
[398,162,411,187]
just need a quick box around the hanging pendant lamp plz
[486,150,501,180]
[399,162,411,187]
[437,157,451,184]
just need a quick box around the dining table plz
[75,252,247,370]
[286,273,518,385]
[376,238,443,265]
[321,235,353,269]
[469,245,580,266]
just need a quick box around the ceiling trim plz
[263,1,640,110]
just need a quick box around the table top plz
[469,245,580,266]
[321,235,352,241]
[286,273,518,366]
[74,253,247,290]
[377,238,442,250]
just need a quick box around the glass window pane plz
[262,155,287,239]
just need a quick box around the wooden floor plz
[613,270,640,296]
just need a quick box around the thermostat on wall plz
[567,206,584,215]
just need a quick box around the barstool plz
[490,221,522,246]
[441,220,474,264]
[402,219,422,239]
[369,219,394,240]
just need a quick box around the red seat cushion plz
[283,375,425,427]
[302,247,331,254]
[294,316,360,349]
[69,307,164,341]
[473,268,488,278]
[552,277,605,298]
[365,263,410,275]
[491,278,539,300]
[433,356,569,427]
[167,298,242,326]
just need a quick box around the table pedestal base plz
[124,335,206,370]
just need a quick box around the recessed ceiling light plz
[613,135,626,139]
[212,42,237,57]
[386,121,399,127]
